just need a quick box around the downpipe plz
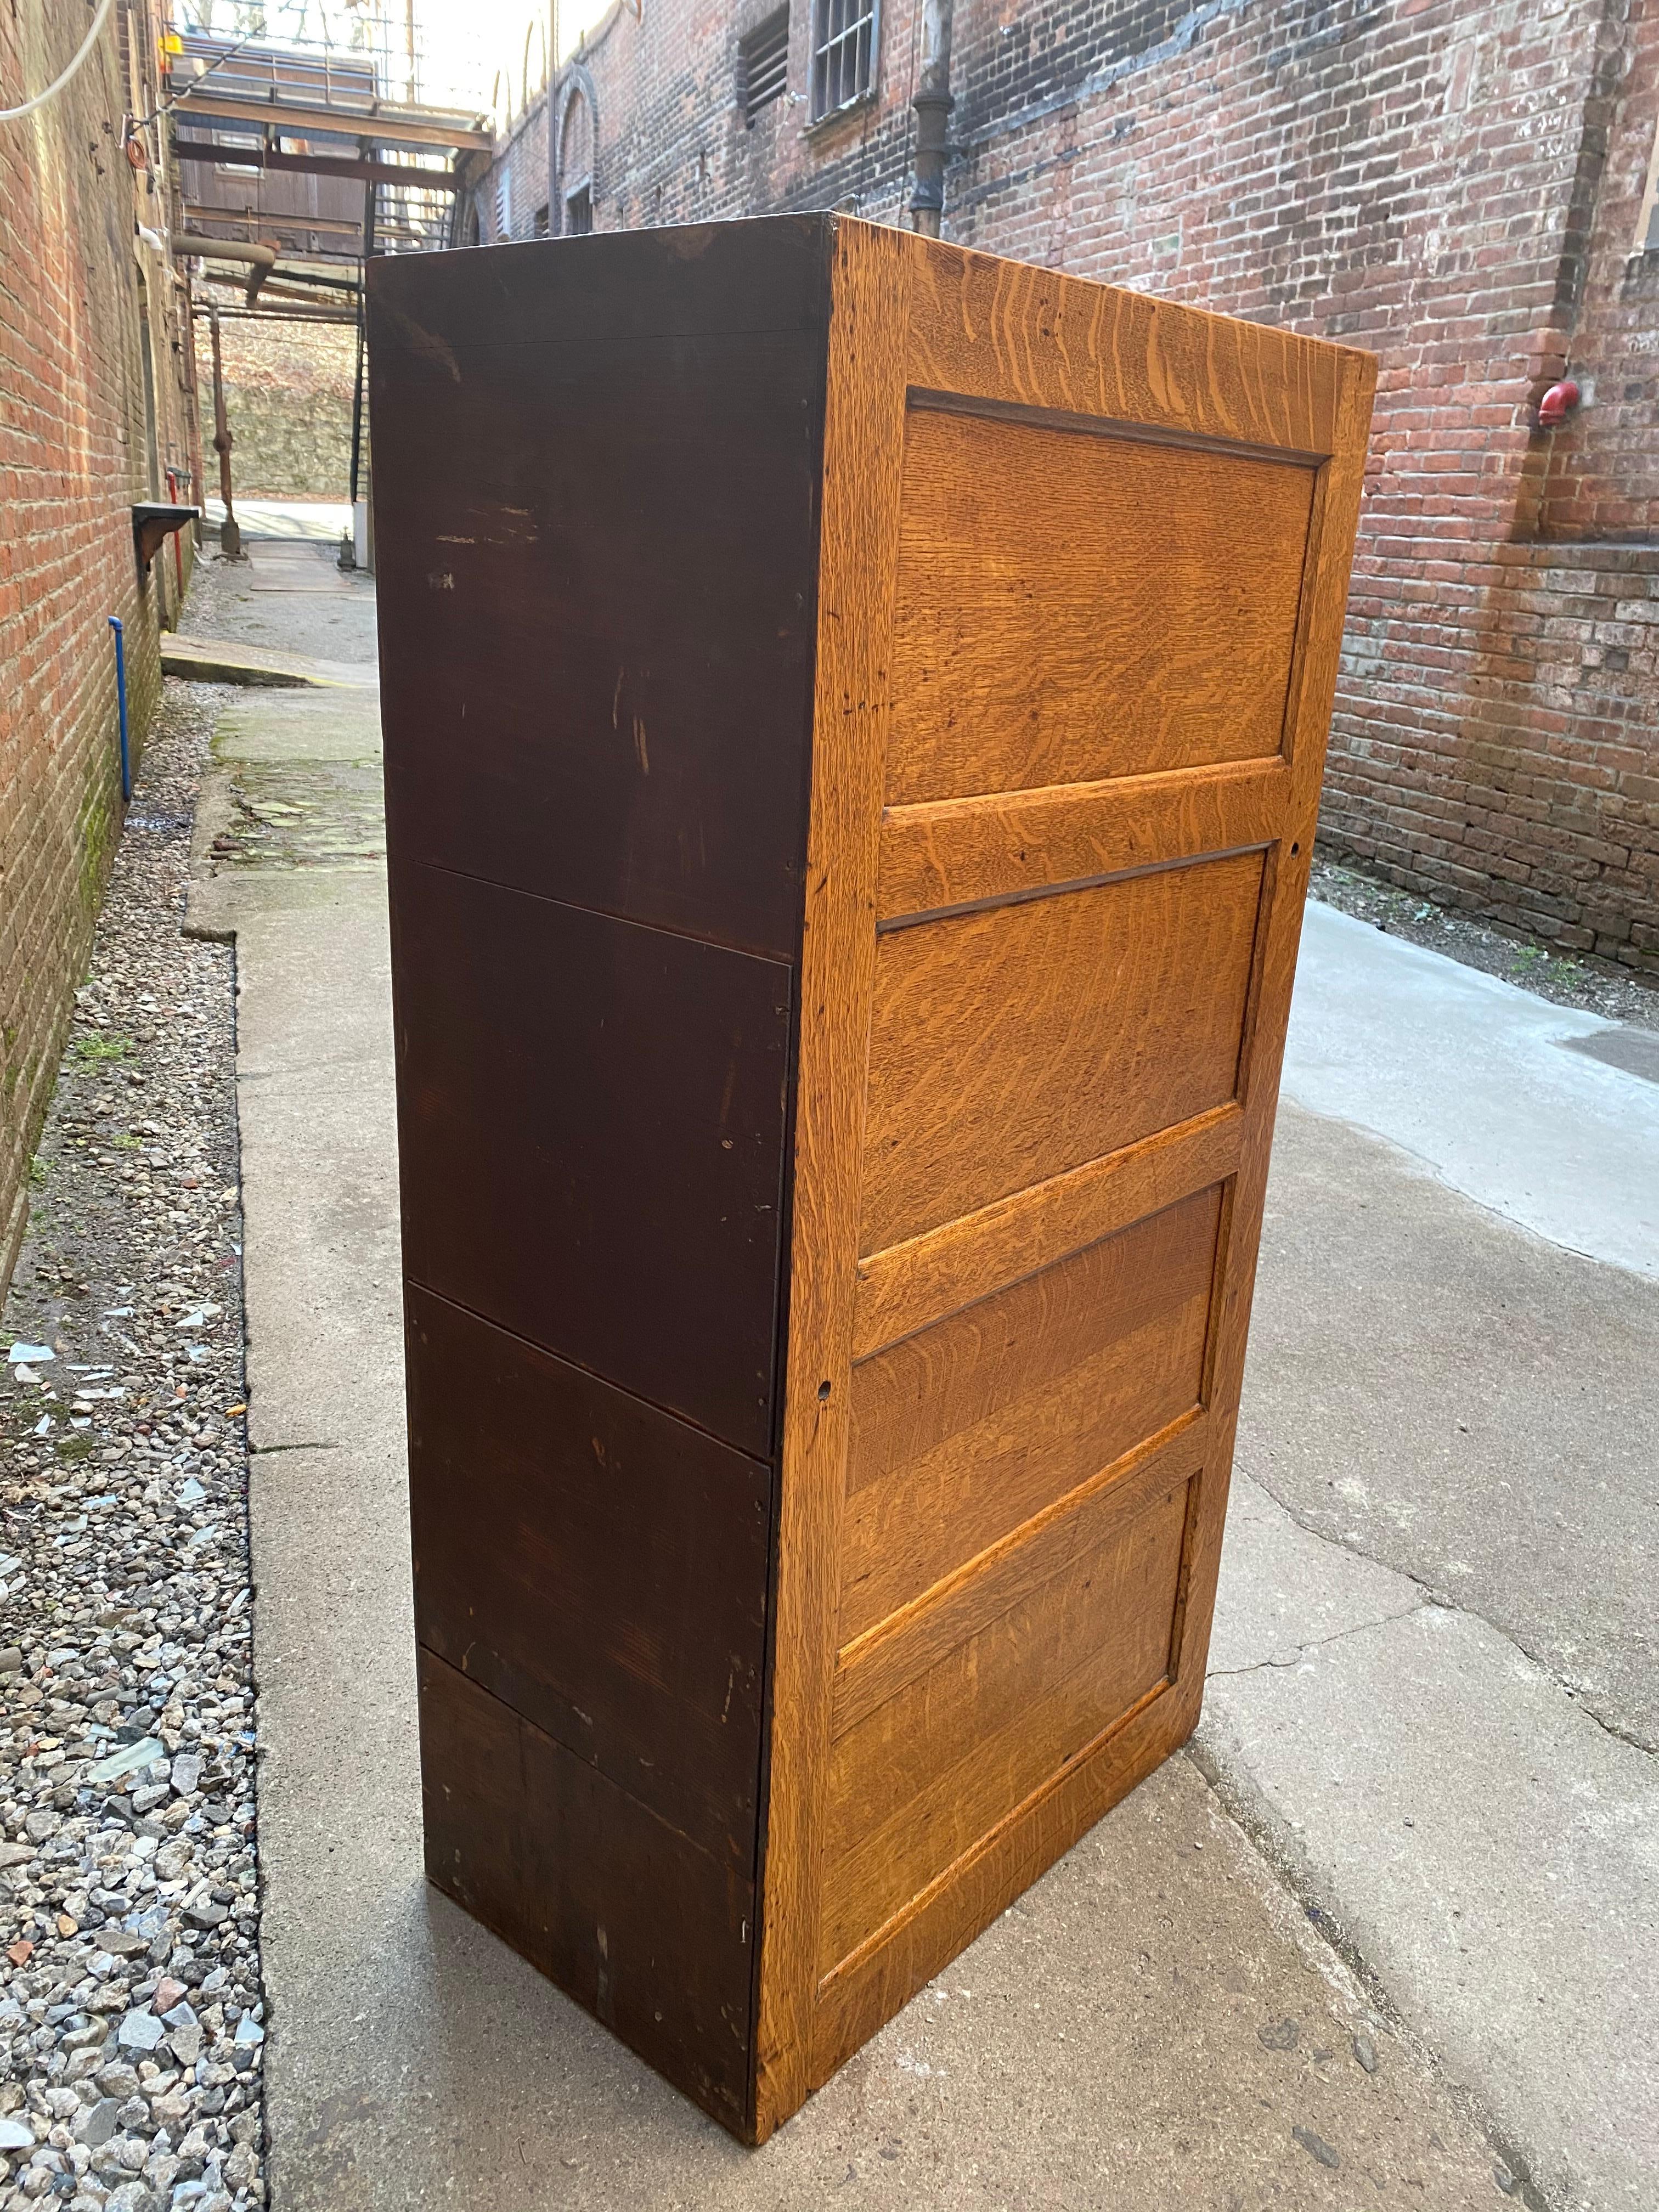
[109,616,131,805]
[909,0,955,239]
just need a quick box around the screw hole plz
[1290,842,1301,856]
[817,1380,832,1401]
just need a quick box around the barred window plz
[810,0,877,122]
[739,9,790,122]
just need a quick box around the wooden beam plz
[176,137,462,192]
[172,86,491,154]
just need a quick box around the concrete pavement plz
[1200,911,1659,2212]
[182,561,1659,2208]
[186,673,1509,2209]
[1279,901,1659,1280]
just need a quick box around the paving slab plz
[1283,901,1659,1279]
[1241,1103,1659,1751]
[162,635,378,689]
[1199,1475,1659,2212]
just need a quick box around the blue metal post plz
[108,615,130,802]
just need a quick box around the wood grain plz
[751,216,911,2142]
[839,1186,1221,1641]
[392,864,791,1458]
[878,758,1290,923]
[834,1415,1206,1732]
[405,1284,770,1865]
[905,233,1347,457]
[818,1472,1190,1971]
[853,1102,1242,1360]
[808,1679,1193,2093]
[887,407,1314,805]
[419,1649,757,2133]
[369,215,830,961]
[860,849,1265,1255]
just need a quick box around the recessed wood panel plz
[859,849,1265,1256]
[819,1471,1190,1972]
[885,407,1316,806]
[840,1186,1221,1642]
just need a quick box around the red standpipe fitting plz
[1537,379,1581,430]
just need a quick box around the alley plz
[176,546,1657,2211]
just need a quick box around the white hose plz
[0,0,117,125]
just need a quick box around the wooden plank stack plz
[367,214,1375,2143]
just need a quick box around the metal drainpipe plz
[207,306,241,561]
[909,0,954,239]
[109,617,131,805]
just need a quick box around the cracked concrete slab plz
[1242,1102,1659,1751]
[1199,1562,1659,2212]
[1204,1472,1426,1679]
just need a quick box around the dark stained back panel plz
[418,1650,757,2133]
[368,217,832,961]
[406,1284,771,1866]
[391,864,792,1459]
[370,217,834,2134]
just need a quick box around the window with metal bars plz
[738,9,791,122]
[810,0,877,121]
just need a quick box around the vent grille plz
[739,9,790,120]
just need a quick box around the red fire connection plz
[1537,379,1581,430]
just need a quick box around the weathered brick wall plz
[484,101,550,238]
[0,0,198,1293]
[474,0,1659,975]
[201,315,358,500]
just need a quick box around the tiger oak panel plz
[819,1472,1191,1971]
[839,1186,1221,1643]
[886,408,1316,805]
[860,849,1265,1256]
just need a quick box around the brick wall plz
[474,0,1659,977]
[0,0,199,1293]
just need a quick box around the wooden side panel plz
[840,1186,1220,1641]
[405,1286,770,1866]
[371,216,837,2144]
[888,408,1314,803]
[860,850,1263,1254]
[757,222,1376,2131]
[419,1651,755,2134]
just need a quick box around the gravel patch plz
[0,682,264,2212]
[1311,854,1659,1030]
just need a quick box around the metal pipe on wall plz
[909,0,955,239]
[206,306,241,560]
[108,617,131,804]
